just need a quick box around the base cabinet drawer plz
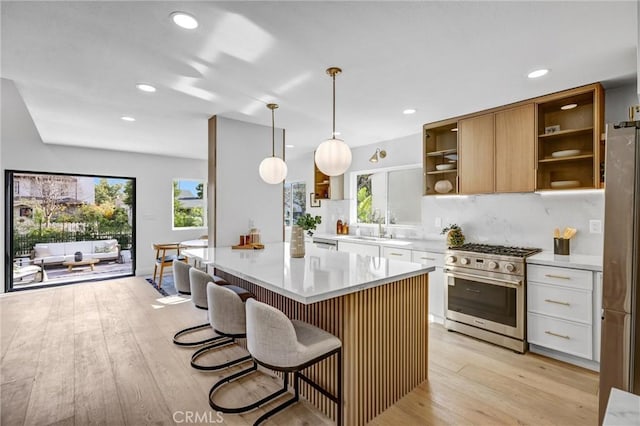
[381,246,412,262]
[411,250,443,267]
[528,282,592,324]
[527,264,593,290]
[528,312,592,359]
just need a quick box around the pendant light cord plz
[271,107,275,157]
[332,73,336,138]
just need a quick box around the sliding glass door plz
[5,170,136,291]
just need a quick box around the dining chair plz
[152,243,184,288]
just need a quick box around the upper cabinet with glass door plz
[423,119,458,195]
[535,83,604,190]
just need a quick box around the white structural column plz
[208,116,285,247]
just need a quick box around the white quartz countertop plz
[603,388,640,425]
[526,251,602,272]
[183,242,434,304]
[312,233,448,254]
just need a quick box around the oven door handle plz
[444,269,522,288]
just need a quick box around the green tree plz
[95,178,122,205]
[357,186,372,223]
[196,183,204,199]
[123,180,134,206]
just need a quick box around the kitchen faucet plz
[378,222,386,238]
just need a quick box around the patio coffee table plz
[62,258,100,272]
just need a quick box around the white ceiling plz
[1,1,637,161]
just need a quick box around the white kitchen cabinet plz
[594,271,603,363]
[337,241,380,257]
[381,246,412,261]
[527,263,599,368]
[412,250,445,323]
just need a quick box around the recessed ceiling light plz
[403,108,416,115]
[136,83,156,93]
[527,69,549,79]
[286,144,295,148]
[121,116,136,122]
[171,12,198,29]
[451,128,458,132]
[561,103,578,110]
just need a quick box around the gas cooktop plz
[450,243,541,258]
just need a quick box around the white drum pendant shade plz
[315,137,352,176]
[259,156,288,184]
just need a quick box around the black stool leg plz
[337,348,343,426]
[191,338,252,371]
[208,362,289,414]
[173,323,230,347]
[252,371,299,426]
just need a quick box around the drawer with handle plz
[528,282,592,324]
[528,312,592,359]
[411,250,443,267]
[381,246,412,262]
[527,264,593,290]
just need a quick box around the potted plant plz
[296,214,322,237]
[290,214,322,258]
[441,223,465,248]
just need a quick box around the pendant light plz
[259,103,288,184]
[314,67,352,176]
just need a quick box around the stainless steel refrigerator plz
[599,121,640,424]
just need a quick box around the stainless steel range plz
[444,243,541,353]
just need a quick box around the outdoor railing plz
[13,231,132,257]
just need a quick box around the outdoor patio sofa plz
[32,239,121,267]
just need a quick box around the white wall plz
[605,82,639,123]
[213,116,284,246]
[1,78,208,285]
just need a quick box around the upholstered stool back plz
[172,259,192,295]
[207,284,253,336]
[246,299,300,368]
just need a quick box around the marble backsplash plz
[421,191,605,256]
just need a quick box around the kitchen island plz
[183,242,433,425]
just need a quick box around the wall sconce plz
[369,148,387,163]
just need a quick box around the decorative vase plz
[290,225,305,258]
[434,180,453,194]
[447,230,465,248]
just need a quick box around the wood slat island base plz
[217,270,429,426]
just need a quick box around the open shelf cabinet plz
[423,119,458,195]
[535,83,604,190]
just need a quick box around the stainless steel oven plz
[444,244,540,353]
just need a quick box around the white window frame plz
[172,178,207,230]
[349,163,422,229]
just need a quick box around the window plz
[173,179,206,229]
[284,181,306,226]
[354,166,422,226]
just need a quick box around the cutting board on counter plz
[232,243,265,250]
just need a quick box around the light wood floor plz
[0,277,599,425]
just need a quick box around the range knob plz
[488,261,499,270]
[446,256,457,264]
[505,263,516,273]
[460,258,470,265]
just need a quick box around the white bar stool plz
[191,283,254,371]
[172,266,230,347]
[209,299,343,425]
